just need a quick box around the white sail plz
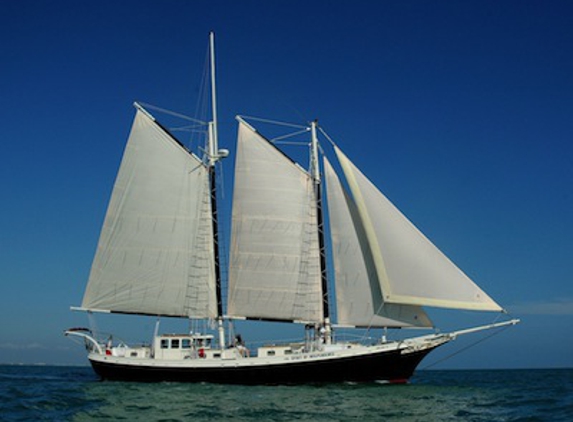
[334,146,503,312]
[324,158,432,328]
[82,109,217,318]
[227,121,323,322]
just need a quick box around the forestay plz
[82,109,217,318]
[227,121,323,323]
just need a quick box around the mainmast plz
[207,32,227,350]
[310,120,332,344]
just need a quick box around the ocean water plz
[0,366,571,421]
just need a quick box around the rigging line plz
[361,302,402,340]
[281,100,308,127]
[318,126,337,147]
[272,140,309,145]
[270,128,312,143]
[239,115,309,129]
[419,324,513,370]
[138,102,208,125]
[358,302,389,342]
[195,42,210,123]
[186,44,210,153]
[217,160,226,200]
[169,124,209,133]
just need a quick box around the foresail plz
[334,146,503,312]
[82,109,217,318]
[227,121,323,323]
[324,158,432,328]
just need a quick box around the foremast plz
[310,120,332,344]
[207,31,227,350]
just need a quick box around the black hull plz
[90,347,436,385]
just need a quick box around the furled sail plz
[324,158,432,328]
[334,146,502,312]
[82,108,217,318]
[227,121,323,323]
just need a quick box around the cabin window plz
[171,339,180,349]
[182,339,191,349]
[267,350,275,356]
[213,353,221,358]
[130,352,138,357]
[161,339,169,349]
[284,349,292,355]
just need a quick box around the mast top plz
[206,32,228,166]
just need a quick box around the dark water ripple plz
[0,366,571,421]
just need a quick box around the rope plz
[271,128,312,143]
[239,115,308,129]
[420,324,512,370]
[318,126,337,147]
[137,102,207,125]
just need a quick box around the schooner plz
[66,33,518,384]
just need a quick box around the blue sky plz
[1,1,572,369]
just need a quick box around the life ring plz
[198,348,206,358]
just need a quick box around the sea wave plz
[0,366,571,422]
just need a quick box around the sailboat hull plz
[88,345,439,385]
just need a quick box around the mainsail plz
[227,121,323,323]
[82,108,218,318]
[324,158,432,328]
[333,146,502,312]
